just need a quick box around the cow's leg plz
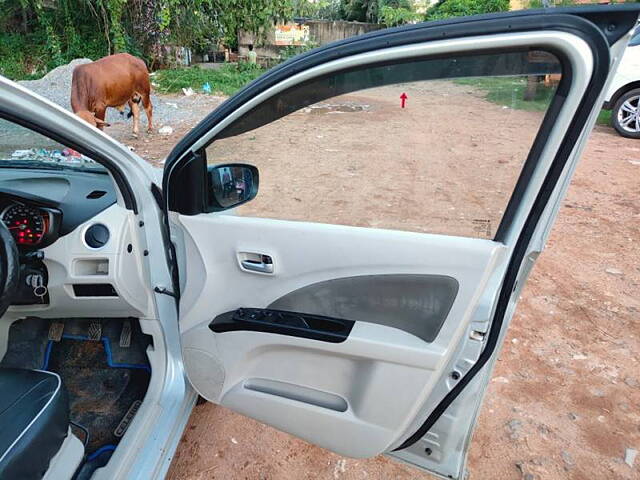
[95,106,107,131]
[130,100,141,137]
[142,93,153,133]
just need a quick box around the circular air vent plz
[85,224,110,249]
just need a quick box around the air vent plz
[86,190,107,199]
[73,284,118,297]
[85,224,110,249]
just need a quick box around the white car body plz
[604,27,640,137]
[605,28,640,107]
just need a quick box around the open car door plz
[162,7,639,479]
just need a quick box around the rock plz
[159,126,173,136]
[605,268,623,276]
[524,474,535,480]
[625,448,637,467]
[506,419,523,440]
[561,451,575,471]
[624,377,639,388]
[568,412,579,421]
[538,424,550,435]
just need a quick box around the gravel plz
[18,58,220,129]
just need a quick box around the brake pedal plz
[88,320,102,341]
[48,321,64,342]
[119,319,132,348]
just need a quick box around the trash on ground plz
[3,147,92,165]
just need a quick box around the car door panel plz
[178,214,505,457]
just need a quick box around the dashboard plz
[0,167,151,312]
[0,167,117,249]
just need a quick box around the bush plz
[426,0,510,21]
[153,62,265,96]
[0,33,47,80]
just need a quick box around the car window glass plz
[206,50,562,239]
[0,118,106,173]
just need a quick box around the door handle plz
[239,253,274,274]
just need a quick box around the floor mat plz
[43,334,150,452]
[0,317,50,369]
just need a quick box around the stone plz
[561,451,575,471]
[507,419,523,440]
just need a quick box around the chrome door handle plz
[241,256,274,274]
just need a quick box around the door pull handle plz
[240,255,274,274]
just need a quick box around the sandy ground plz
[108,82,640,480]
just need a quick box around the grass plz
[153,62,265,96]
[455,76,612,126]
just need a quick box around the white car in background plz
[605,27,640,137]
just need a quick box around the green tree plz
[379,0,419,26]
[425,0,509,20]
[0,0,292,78]
[339,0,379,22]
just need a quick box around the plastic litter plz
[202,82,212,94]
[3,147,92,165]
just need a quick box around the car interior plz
[0,124,154,479]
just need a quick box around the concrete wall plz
[238,20,383,60]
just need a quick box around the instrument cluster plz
[0,200,60,248]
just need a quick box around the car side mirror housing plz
[207,163,259,212]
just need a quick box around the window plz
[206,50,562,239]
[0,118,106,174]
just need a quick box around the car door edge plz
[391,8,638,454]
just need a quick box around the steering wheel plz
[0,221,19,318]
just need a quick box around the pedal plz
[88,320,102,341]
[48,321,64,342]
[114,400,141,438]
[119,319,132,348]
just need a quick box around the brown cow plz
[71,53,153,136]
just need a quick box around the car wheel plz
[612,88,640,138]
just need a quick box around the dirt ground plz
[110,81,640,480]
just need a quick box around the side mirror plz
[207,163,259,212]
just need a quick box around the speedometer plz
[1,204,48,246]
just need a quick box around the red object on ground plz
[400,92,407,108]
